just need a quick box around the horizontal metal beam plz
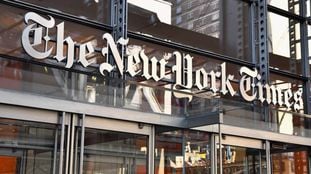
[268,5,306,21]
[195,124,311,146]
[270,68,309,81]
[186,112,221,128]
[0,103,58,124]
[0,89,187,128]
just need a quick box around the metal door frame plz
[213,133,266,174]
[0,104,68,174]
[74,114,154,174]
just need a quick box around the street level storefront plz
[0,0,311,173]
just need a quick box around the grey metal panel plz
[69,115,76,174]
[85,116,152,135]
[194,124,311,146]
[265,140,271,174]
[79,114,85,174]
[218,124,223,174]
[300,0,311,114]
[0,89,186,127]
[220,125,311,146]
[148,126,155,174]
[185,112,220,128]
[215,135,264,149]
[0,103,58,123]
[52,127,58,174]
[59,112,65,174]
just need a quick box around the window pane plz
[268,0,300,15]
[0,118,59,173]
[128,0,251,61]
[81,128,148,173]
[22,0,111,25]
[268,12,302,74]
[221,145,266,174]
[272,149,309,173]
[0,4,109,64]
[155,127,211,173]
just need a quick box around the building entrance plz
[217,135,266,174]
[221,145,266,174]
[270,142,310,174]
[76,116,153,174]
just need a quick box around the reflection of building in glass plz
[168,0,220,38]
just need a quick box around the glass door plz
[0,104,63,174]
[270,142,310,174]
[0,119,58,173]
[221,145,266,174]
[216,135,266,174]
[75,115,153,174]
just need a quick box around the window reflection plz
[155,127,211,174]
[0,4,108,64]
[268,12,302,74]
[22,0,111,25]
[80,128,148,174]
[271,143,309,174]
[221,145,266,174]
[268,0,300,15]
[0,118,59,173]
[128,0,251,61]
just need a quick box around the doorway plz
[270,142,310,174]
[75,115,153,174]
[0,104,61,174]
[216,135,266,174]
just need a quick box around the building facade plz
[0,0,310,173]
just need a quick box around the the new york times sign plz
[21,12,303,111]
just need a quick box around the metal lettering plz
[78,42,95,67]
[284,89,293,109]
[22,12,55,59]
[101,33,127,75]
[293,89,303,111]
[195,68,208,90]
[127,52,141,77]
[239,66,257,101]
[54,22,75,68]
[220,63,236,96]
[172,52,193,89]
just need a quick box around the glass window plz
[21,0,111,25]
[155,127,211,173]
[80,128,148,173]
[128,0,251,61]
[271,143,309,174]
[222,73,308,136]
[0,4,109,62]
[0,118,60,173]
[268,12,302,74]
[268,0,300,15]
[221,145,266,174]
